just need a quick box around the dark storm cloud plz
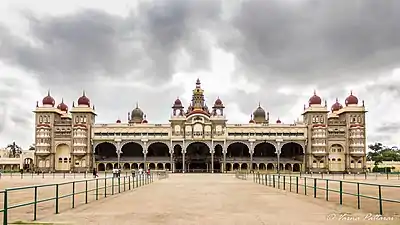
[0,0,222,87]
[219,0,400,86]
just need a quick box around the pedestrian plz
[93,168,97,178]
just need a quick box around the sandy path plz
[38,174,398,225]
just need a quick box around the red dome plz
[345,91,358,106]
[142,119,148,123]
[78,91,90,107]
[116,119,121,123]
[215,97,223,105]
[331,98,343,112]
[42,91,55,106]
[249,119,255,123]
[276,119,281,123]
[174,98,182,105]
[57,99,68,112]
[309,91,322,105]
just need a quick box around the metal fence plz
[299,172,400,180]
[0,174,155,225]
[235,171,248,180]
[252,173,400,216]
[0,171,145,179]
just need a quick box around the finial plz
[72,101,75,107]
[250,114,253,119]
[362,100,365,106]
[335,98,338,102]
[82,90,86,96]
[303,104,306,110]
[47,89,51,96]
[144,114,147,119]
[313,89,316,95]
[128,112,130,120]
[136,102,139,108]
[93,105,95,110]
[325,100,327,106]
[61,98,64,103]
[258,102,261,107]
[36,101,39,107]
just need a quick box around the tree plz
[367,143,400,165]
[6,141,22,158]
[28,144,35,151]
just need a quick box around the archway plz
[293,163,300,172]
[139,163,144,169]
[173,144,183,171]
[227,142,250,158]
[149,163,156,170]
[241,163,248,170]
[123,163,130,170]
[98,163,105,171]
[55,144,70,171]
[95,142,117,162]
[156,163,164,170]
[254,142,276,158]
[214,144,223,172]
[132,163,138,170]
[106,163,113,170]
[259,163,266,170]
[121,142,144,161]
[226,163,232,171]
[23,158,34,171]
[267,163,274,171]
[165,163,171,170]
[186,142,211,172]
[280,142,304,161]
[252,163,258,170]
[147,142,170,159]
[232,163,240,171]
[285,163,292,171]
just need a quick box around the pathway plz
[39,174,398,225]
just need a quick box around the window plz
[338,158,341,161]
[313,160,317,163]
[320,160,324,164]
[332,158,336,161]
[58,158,62,163]
[63,158,68,163]
[69,158,72,163]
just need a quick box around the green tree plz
[6,141,22,158]
[367,143,400,164]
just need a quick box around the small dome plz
[78,91,90,107]
[345,91,358,106]
[331,98,343,112]
[309,91,322,105]
[173,97,183,108]
[131,104,144,120]
[116,119,121,123]
[57,99,68,112]
[42,91,55,107]
[214,97,223,106]
[142,114,148,123]
[253,104,266,118]
[276,118,281,124]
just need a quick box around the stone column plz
[169,147,173,172]
[223,147,227,173]
[211,148,214,173]
[276,139,283,174]
[250,142,254,172]
[116,141,121,169]
[143,143,148,171]
[182,148,186,173]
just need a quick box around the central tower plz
[191,78,206,110]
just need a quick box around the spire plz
[335,97,338,102]
[61,98,64,103]
[135,102,139,108]
[72,101,75,107]
[313,90,316,95]
[47,89,51,96]
[258,102,261,107]
[82,90,86,96]
[36,101,39,107]
[196,78,201,88]
[350,90,353,95]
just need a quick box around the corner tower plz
[70,91,96,172]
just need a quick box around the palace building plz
[33,79,367,173]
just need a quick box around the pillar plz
[223,148,227,173]
[182,148,186,173]
[211,148,214,173]
[250,142,254,171]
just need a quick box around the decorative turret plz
[252,103,269,124]
[186,78,210,116]
[42,90,55,107]
[130,103,145,123]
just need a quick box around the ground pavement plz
[39,174,398,225]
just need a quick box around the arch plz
[98,163,105,171]
[95,142,117,161]
[252,163,258,170]
[232,163,240,170]
[259,163,266,170]
[280,142,304,160]
[147,142,171,157]
[214,144,223,157]
[121,142,144,158]
[165,163,171,170]
[186,142,210,171]
[254,142,276,157]
[241,163,248,170]
[293,163,300,172]
[55,144,70,171]
[149,163,156,170]
[132,163,138,169]
[113,163,119,169]
[139,163,144,169]
[266,163,274,170]
[226,163,232,171]
[227,142,250,158]
[106,163,113,170]
[156,163,164,170]
[123,163,130,170]
[173,144,183,157]
[285,163,292,171]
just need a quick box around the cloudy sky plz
[1,0,400,149]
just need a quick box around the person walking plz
[93,168,98,178]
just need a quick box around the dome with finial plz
[253,103,266,118]
[331,98,343,112]
[214,97,223,107]
[57,99,68,112]
[131,103,144,120]
[42,90,55,107]
[249,115,255,123]
[276,118,281,124]
[309,90,322,106]
[172,97,183,108]
[142,114,148,123]
[78,91,90,107]
[116,119,121,123]
[345,91,358,106]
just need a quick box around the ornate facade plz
[33,79,367,173]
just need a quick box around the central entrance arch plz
[186,142,211,173]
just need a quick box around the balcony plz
[312,151,328,156]
[35,149,50,156]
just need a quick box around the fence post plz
[112,177,115,195]
[365,173,367,180]
[63,172,65,179]
[273,175,275,188]
[55,184,59,214]
[289,176,292,192]
[357,183,360,209]
[283,176,286,190]
[265,174,267,186]
[262,174,264,185]
[124,176,126,192]
[118,177,121,193]
[278,175,280,189]
[3,190,8,225]
[339,181,343,205]
[96,178,99,200]
[34,186,38,220]
[378,185,383,215]
[296,176,299,193]
[105,178,107,197]
[387,173,389,180]
[85,180,88,204]
[72,182,75,208]
[325,180,329,201]
[304,177,307,195]
[313,178,316,198]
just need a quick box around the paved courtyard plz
[40,174,398,225]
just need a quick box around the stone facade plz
[33,80,367,173]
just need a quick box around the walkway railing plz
[235,171,248,180]
[156,171,169,180]
[253,173,400,216]
[0,174,156,224]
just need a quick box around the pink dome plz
[309,91,322,105]
[42,91,55,106]
[345,91,358,106]
[78,91,90,107]
[57,99,68,112]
